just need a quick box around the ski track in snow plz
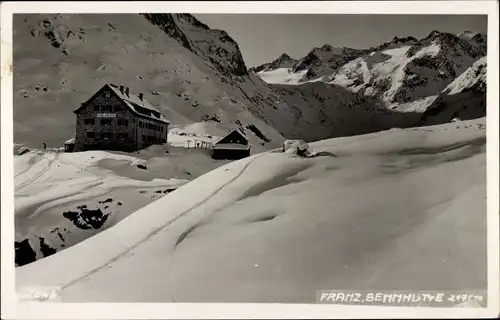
[58,153,267,292]
[15,153,60,191]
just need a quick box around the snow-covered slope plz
[442,55,487,95]
[419,56,487,126]
[14,138,233,267]
[17,118,486,303]
[13,14,293,151]
[14,149,185,267]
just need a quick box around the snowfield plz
[14,149,190,266]
[256,68,309,85]
[328,42,446,110]
[16,118,487,303]
[14,126,237,267]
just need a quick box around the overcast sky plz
[194,14,488,68]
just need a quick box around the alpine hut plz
[212,129,251,160]
[73,84,170,152]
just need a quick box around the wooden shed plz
[64,138,76,152]
[211,129,251,160]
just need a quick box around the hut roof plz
[75,84,170,124]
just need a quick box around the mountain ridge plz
[252,29,486,119]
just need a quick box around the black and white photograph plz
[1,1,499,319]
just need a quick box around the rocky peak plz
[392,36,418,44]
[471,33,487,44]
[278,53,293,61]
[426,30,444,39]
[250,53,297,73]
[320,44,334,52]
[142,13,248,77]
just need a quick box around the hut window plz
[87,132,95,138]
[84,118,95,125]
[118,119,128,126]
[104,92,111,99]
[100,119,112,126]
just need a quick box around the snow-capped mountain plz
[420,56,487,125]
[251,45,369,84]
[292,45,369,82]
[13,14,293,152]
[254,31,487,115]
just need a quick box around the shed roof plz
[212,143,251,150]
[65,138,76,144]
[215,128,249,145]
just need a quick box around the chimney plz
[125,87,130,97]
[119,85,124,94]
[138,93,144,101]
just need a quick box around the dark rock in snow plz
[63,207,110,230]
[15,239,37,267]
[98,198,113,204]
[39,237,57,258]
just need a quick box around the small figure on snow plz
[43,142,47,150]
